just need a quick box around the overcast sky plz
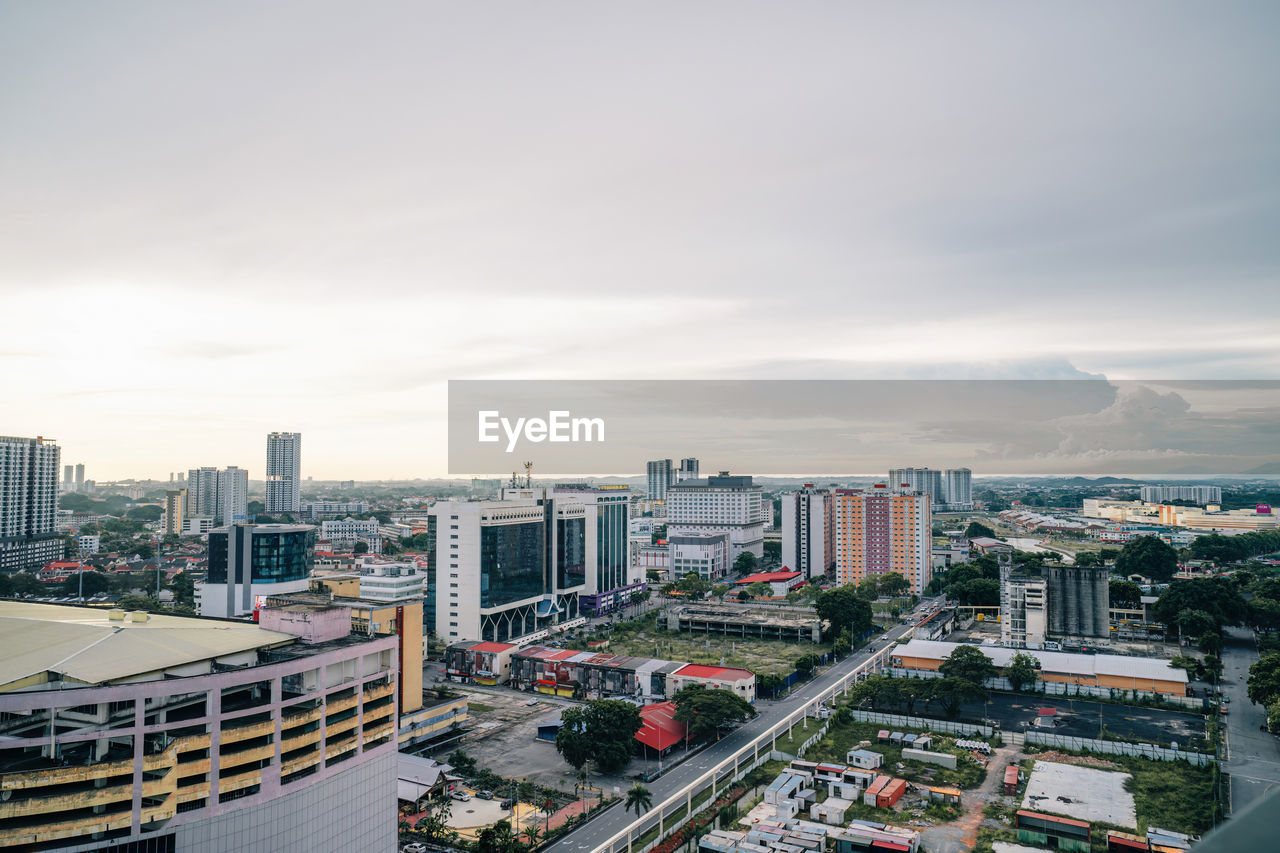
[3,3,1278,479]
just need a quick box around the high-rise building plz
[1045,564,1110,638]
[162,488,186,535]
[197,523,317,617]
[677,457,700,483]
[0,601,399,853]
[834,485,932,594]
[266,431,302,514]
[428,485,635,642]
[0,435,63,570]
[943,467,973,510]
[646,459,674,500]
[74,462,85,491]
[187,465,249,526]
[1139,484,1222,505]
[781,485,834,580]
[1000,558,1047,647]
[62,464,73,488]
[666,472,765,560]
[888,467,943,506]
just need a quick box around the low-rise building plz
[891,639,1188,696]
[659,603,822,642]
[733,570,806,598]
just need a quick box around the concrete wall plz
[175,749,396,853]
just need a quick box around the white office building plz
[666,472,764,560]
[266,431,302,514]
[430,486,631,642]
[781,485,834,580]
[1001,561,1047,647]
[943,467,973,510]
[321,517,382,553]
[76,534,100,556]
[187,466,249,526]
[358,561,427,603]
[669,533,730,581]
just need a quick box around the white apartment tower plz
[266,431,302,514]
[186,466,249,526]
[943,467,973,510]
[677,457,700,483]
[0,436,63,570]
[646,459,674,500]
[888,467,944,506]
[665,472,764,560]
[781,485,834,580]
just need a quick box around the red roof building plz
[634,701,688,753]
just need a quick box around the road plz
[1221,626,1280,813]
[543,597,944,853]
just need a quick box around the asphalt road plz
[1221,626,1280,813]
[542,598,944,853]
[957,691,1206,746]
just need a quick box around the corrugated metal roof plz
[894,639,1187,683]
[0,602,297,690]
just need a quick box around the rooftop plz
[735,571,803,584]
[893,639,1187,684]
[0,601,298,691]
[675,663,754,681]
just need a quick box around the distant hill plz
[1059,476,1142,486]
[1242,462,1280,475]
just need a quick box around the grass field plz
[466,702,498,714]
[599,611,828,677]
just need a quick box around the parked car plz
[450,790,472,802]
[403,844,427,853]
[476,790,494,800]
[500,798,514,810]
[525,698,539,706]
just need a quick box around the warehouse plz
[890,639,1187,696]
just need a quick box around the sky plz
[3,2,1279,479]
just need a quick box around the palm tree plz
[576,767,590,817]
[521,824,543,850]
[625,783,653,816]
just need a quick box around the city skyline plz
[4,4,1279,478]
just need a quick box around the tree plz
[814,585,873,641]
[1153,578,1246,630]
[1175,609,1218,639]
[130,543,154,560]
[450,749,477,776]
[61,571,110,598]
[625,783,653,815]
[1198,632,1224,657]
[125,505,164,522]
[953,578,1000,606]
[353,540,369,555]
[832,636,851,658]
[9,572,47,597]
[520,824,542,849]
[939,645,997,685]
[878,573,911,597]
[169,572,195,606]
[554,699,642,774]
[964,521,996,539]
[1109,579,1143,609]
[478,820,518,853]
[416,791,456,842]
[672,683,757,743]
[929,677,986,717]
[1074,551,1105,568]
[1269,700,1280,734]
[734,552,758,573]
[1005,652,1040,691]
[711,583,730,602]
[1115,536,1179,583]
[793,654,822,681]
[1248,653,1280,707]
[746,582,773,599]
[762,541,781,562]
